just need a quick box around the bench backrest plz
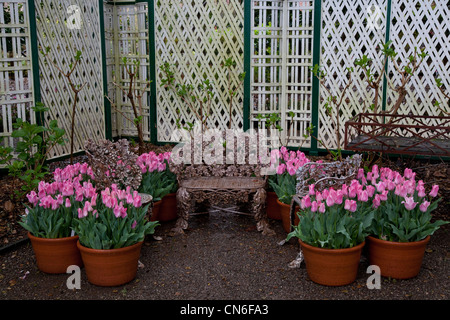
[169,130,271,182]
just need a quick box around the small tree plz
[309,65,354,161]
[106,58,151,155]
[222,57,246,129]
[160,62,214,134]
[41,47,85,164]
[354,41,396,114]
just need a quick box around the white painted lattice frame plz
[154,0,245,143]
[385,0,450,132]
[319,0,388,150]
[104,1,150,140]
[0,0,36,167]
[250,0,314,148]
[34,0,105,159]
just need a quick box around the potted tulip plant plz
[362,166,449,279]
[268,147,310,232]
[73,184,159,286]
[137,151,177,221]
[155,152,179,222]
[19,162,95,274]
[286,181,375,286]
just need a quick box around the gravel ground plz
[1,207,448,303]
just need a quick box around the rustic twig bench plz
[169,130,275,236]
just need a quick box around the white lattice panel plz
[251,0,314,148]
[155,0,245,142]
[35,0,105,159]
[385,0,450,132]
[105,3,150,140]
[0,0,36,166]
[319,0,388,150]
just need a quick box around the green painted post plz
[99,0,112,140]
[243,0,251,131]
[148,0,158,144]
[27,0,42,126]
[310,0,322,156]
[381,0,392,113]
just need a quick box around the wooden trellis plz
[319,0,388,150]
[34,0,105,159]
[104,1,150,141]
[1,0,449,164]
[383,0,450,138]
[250,0,314,148]
[154,0,245,142]
[0,0,36,159]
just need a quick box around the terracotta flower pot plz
[28,232,82,274]
[77,240,143,287]
[266,191,281,220]
[300,240,365,286]
[367,235,430,279]
[150,200,162,222]
[158,192,178,222]
[277,199,299,233]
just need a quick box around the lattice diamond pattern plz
[386,0,450,132]
[0,0,36,164]
[319,0,388,150]
[155,0,245,142]
[35,0,105,159]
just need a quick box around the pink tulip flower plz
[344,199,357,212]
[402,197,417,211]
[419,201,430,213]
[429,185,439,197]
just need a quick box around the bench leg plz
[171,187,192,235]
[253,188,275,236]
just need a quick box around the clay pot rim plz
[77,240,143,254]
[299,239,366,254]
[367,235,430,247]
[276,198,290,207]
[28,231,79,242]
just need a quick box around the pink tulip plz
[417,186,426,198]
[335,190,344,205]
[372,194,381,209]
[318,202,326,213]
[65,197,72,208]
[126,193,134,205]
[301,195,312,209]
[133,195,142,208]
[402,197,417,211]
[315,191,323,202]
[429,185,439,197]
[26,191,39,206]
[344,199,357,212]
[357,190,369,202]
[311,201,319,212]
[379,190,388,201]
[366,185,375,198]
[308,184,315,196]
[131,220,137,229]
[357,168,365,180]
[404,168,414,179]
[376,181,386,193]
[287,164,296,176]
[419,201,430,213]
[276,164,286,175]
